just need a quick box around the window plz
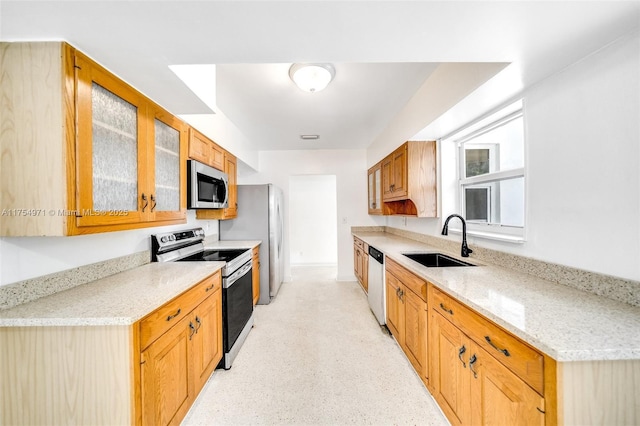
[444,101,525,241]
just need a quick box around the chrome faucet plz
[442,214,473,257]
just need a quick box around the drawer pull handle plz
[485,336,511,357]
[537,407,546,414]
[189,322,196,340]
[195,316,202,333]
[205,284,215,292]
[439,303,453,315]
[166,308,181,321]
[469,354,478,379]
[458,345,467,368]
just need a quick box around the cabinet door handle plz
[458,345,467,368]
[195,316,202,333]
[485,336,511,357]
[469,354,478,379]
[188,322,196,340]
[398,288,404,301]
[439,303,453,315]
[166,308,181,321]
[141,193,149,212]
[150,194,157,212]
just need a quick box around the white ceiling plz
[2,1,639,152]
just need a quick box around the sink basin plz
[403,253,475,267]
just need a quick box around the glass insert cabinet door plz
[75,52,149,227]
[149,108,186,222]
[368,164,383,214]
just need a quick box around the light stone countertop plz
[0,262,225,327]
[354,231,640,362]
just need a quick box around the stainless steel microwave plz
[187,160,229,209]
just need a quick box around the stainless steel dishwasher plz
[367,245,386,325]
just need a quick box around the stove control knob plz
[170,235,176,241]
[160,236,168,243]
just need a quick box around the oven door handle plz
[224,261,252,288]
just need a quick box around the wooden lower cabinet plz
[385,272,404,344]
[431,310,545,426]
[403,286,428,382]
[430,311,470,425]
[471,343,545,426]
[0,272,223,426]
[353,237,368,292]
[141,314,193,426]
[192,290,223,394]
[139,274,223,426]
[385,261,428,384]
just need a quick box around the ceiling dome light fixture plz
[289,63,336,93]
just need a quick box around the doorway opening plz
[289,175,338,273]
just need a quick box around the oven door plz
[223,260,253,351]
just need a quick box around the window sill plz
[448,228,525,244]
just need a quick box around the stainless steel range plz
[151,227,253,370]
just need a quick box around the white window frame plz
[445,102,526,243]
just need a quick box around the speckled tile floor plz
[182,265,449,426]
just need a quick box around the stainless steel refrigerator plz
[219,184,284,304]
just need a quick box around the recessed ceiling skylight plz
[169,64,217,113]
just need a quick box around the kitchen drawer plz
[139,271,221,350]
[386,258,427,302]
[353,237,364,250]
[430,286,544,394]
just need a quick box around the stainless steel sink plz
[403,253,475,267]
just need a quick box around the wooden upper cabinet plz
[75,51,149,228]
[0,42,187,236]
[188,127,224,171]
[148,105,187,223]
[367,162,383,215]
[195,151,238,221]
[377,141,437,218]
[74,51,187,233]
[383,144,408,201]
[223,152,238,219]
[0,42,75,236]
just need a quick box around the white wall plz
[0,212,218,286]
[289,175,337,266]
[390,31,640,281]
[239,149,381,282]
[367,62,508,167]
